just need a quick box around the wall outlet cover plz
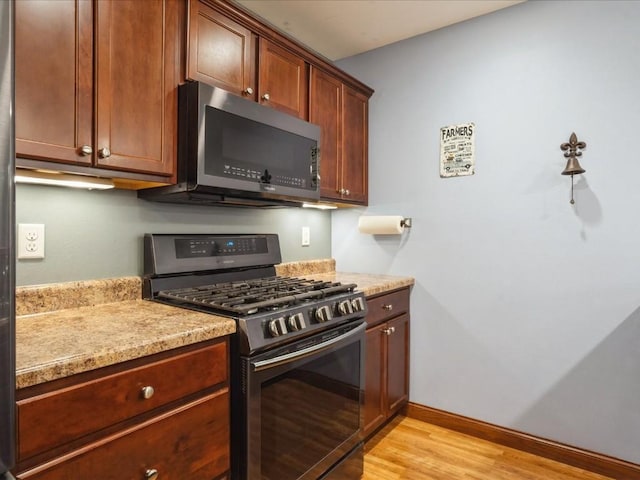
[18,224,45,259]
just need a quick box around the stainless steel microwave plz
[139,81,321,207]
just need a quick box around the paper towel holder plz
[358,215,413,235]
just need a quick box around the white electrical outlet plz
[301,226,310,246]
[18,224,45,259]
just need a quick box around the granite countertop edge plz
[16,259,414,389]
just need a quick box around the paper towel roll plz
[358,215,405,235]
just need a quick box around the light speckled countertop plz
[16,260,413,389]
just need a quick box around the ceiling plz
[236,0,525,61]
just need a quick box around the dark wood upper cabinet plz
[95,0,179,176]
[258,38,308,119]
[187,0,256,98]
[16,0,371,193]
[310,67,342,199]
[341,85,369,204]
[187,1,308,119]
[15,0,93,166]
[310,67,368,204]
[15,0,181,181]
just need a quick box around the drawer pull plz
[382,304,393,311]
[141,386,155,400]
[145,469,159,480]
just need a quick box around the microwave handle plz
[252,322,365,372]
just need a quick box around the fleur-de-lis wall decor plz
[560,132,587,204]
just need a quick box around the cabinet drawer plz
[17,341,227,460]
[366,288,410,327]
[17,389,230,480]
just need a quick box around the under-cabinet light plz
[15,169,115,190]
[302,202,338,210]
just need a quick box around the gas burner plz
[157,276,356,316]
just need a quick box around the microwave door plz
[0,0,16,476]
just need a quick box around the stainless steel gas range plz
[143,234,367,480]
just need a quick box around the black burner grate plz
[157,276,356,315]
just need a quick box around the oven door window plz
[247,326,363,480]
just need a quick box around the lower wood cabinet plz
[363,288,410,438]
[14,339,230,480]
[16,391,229,480]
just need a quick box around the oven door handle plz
[252,322,365,372]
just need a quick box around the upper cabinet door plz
[341,85,368,204]
[310,67,369,205]
[95,0,178,176]
[258,39,308,119]
[187,0,256,99]
[15,0,93,165]
[310,67,342,200]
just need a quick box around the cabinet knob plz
[98,147,111,159]
[338,188,345,194]
[141,385,155,400]
[382,304,393,311]
[382,326,396,336]
[243,87,254,95]
[144,469,159,480]
[261,93,270,101]
[79,145,93,156]
[345,189,350,196]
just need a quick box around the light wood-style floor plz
[362,416,614,480]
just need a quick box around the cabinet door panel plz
[310,67,342,200]
[15,0,93,165]
[341,86,368,204]
[16,391,230,480]
[386,313,410,415]
[259,39,308,119]
[363,324,386,437]
[95,0,176,175]
[187,0,256,98]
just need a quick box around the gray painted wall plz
[334,0,640,464]
[16,184,331,286]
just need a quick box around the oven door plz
[241,320,365,480]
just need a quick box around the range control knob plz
[337,300,354,316]
[268,317,288,337]
[288,313,307,331]
[351,297,366,312]
[315,305,332,323]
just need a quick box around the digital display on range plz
[175,237,268,258]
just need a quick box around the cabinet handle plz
[141,385,155,400]
[98,147,111,159]
[243,87,254,95]
[144,469,159,480]
[79,145,93,156]
[382,326,396,336]
[382,304,393,311]
[261,93,270,101]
